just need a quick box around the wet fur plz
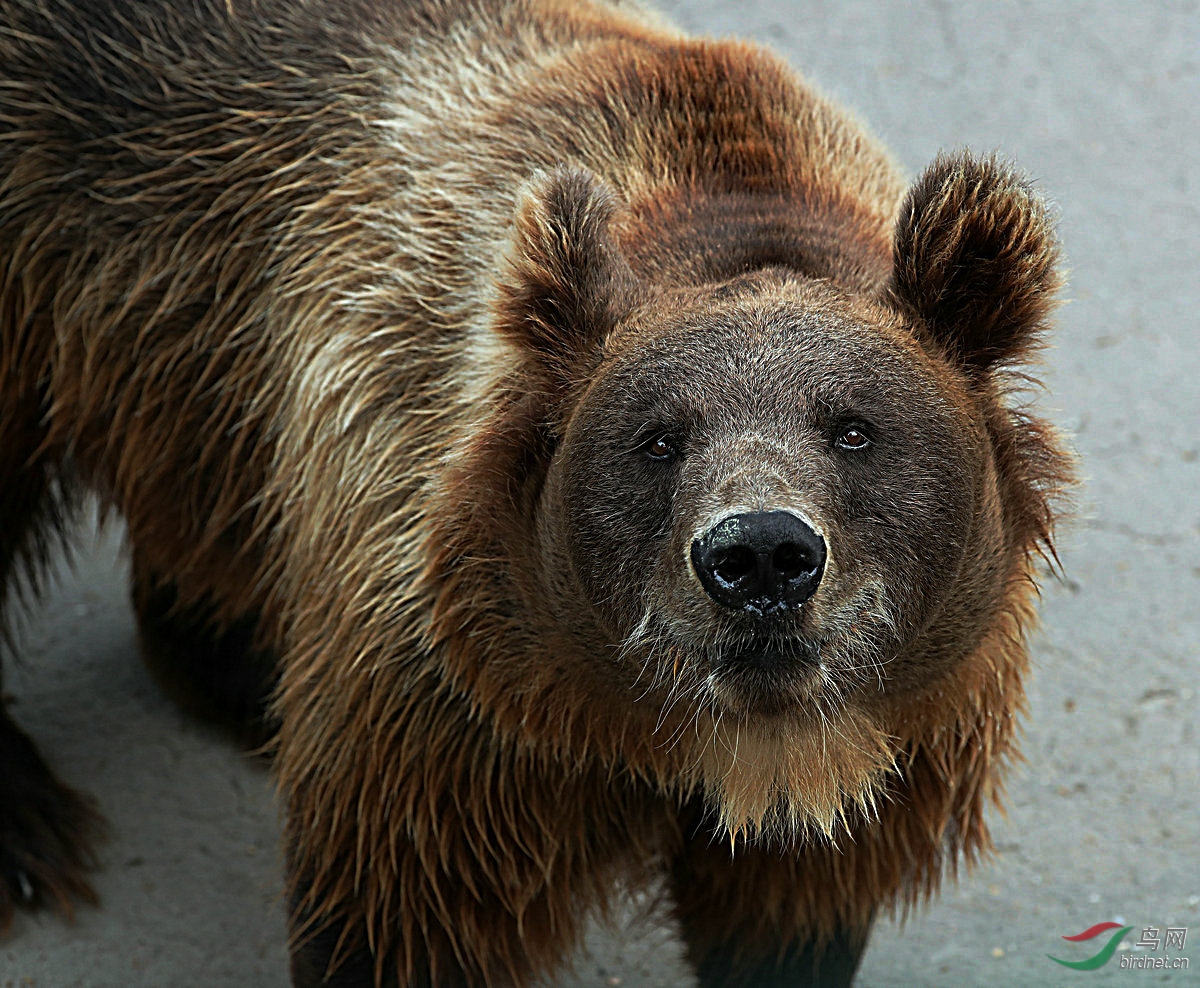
[0,0,1072,984]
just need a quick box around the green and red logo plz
[1049,922,1134,970]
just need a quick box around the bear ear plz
[889,151,1062,371]
[493,166,638,387]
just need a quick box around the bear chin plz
[681,699,897,843]
[615,622,902,843]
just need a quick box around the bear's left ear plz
[493,166,638,388]
[889,152,1062,371]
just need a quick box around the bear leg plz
[131,558,279,750]
[285,864,488,988]
[0,705,107,932]
[0,401,106,930]
[686,922,871,988]
[287,882,399,988]
[670,823,872,988]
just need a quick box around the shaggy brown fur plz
[0,0,1072,985]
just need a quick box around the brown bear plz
[0,0,1073,985]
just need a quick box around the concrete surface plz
[2,1,1198,986]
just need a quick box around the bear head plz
[427,154,1069,840]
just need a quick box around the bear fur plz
[0,0,1073,985]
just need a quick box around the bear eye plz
[835,425,872,451]
[641,432,678,462]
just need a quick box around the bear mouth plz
[707,636,824,716]
[716,636,816,668]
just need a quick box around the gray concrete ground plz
[2,1,1198,986]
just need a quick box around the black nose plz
[691,511,826,614]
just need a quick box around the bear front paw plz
[0,709,106,933]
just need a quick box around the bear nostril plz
[772,542,807,579]
[712,546,756,586]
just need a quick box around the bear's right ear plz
[493,167,638,389]
[889,152,1062,372]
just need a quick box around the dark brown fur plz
[0,1,1072,984]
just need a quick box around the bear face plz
[548,277,989,721]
